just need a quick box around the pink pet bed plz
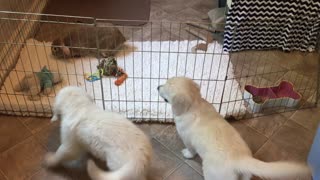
[243,81,302,113]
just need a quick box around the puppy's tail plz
[87,159,144,180]
[235,157,312,179]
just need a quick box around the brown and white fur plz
[45,86,152,180]
[157,77,312,180]
[51,25,126,59]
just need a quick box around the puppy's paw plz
[182,148,195,159]
[43,152,58,168]
[51,115,58,122]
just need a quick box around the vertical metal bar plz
[157,22,162,120]
[1,19,24,114]
[132,25,136,118]
[94,19,106,110]
[218,50,231,114]
[141,24,144,119]
[149,22,153,120]
[184,24,192,76]
[175,22,182,77]
[122,25,128,117]
[164,22,172,119]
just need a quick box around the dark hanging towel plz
[223,0,320,52]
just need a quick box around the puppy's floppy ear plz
[172,95,192,116]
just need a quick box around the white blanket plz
[0,39,246,122]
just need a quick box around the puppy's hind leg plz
[44,143,84,168]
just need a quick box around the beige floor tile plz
[0,171,6,180]
[154,125,185,158]
[0,115,32,152]
[255,121,314,162]
[153,124,203,175]
[165,163,203,180]
[271,121,315,155]
[279,71,316,91]
[150,4,170,21]
[254,140,293,162]
[243,114,288,138]
[34,121,60,152]
[157,0,188,14]
[268,51,306,70]
[19,117,51,133]
[279,110,296,119]
[190,0,216,14]
[29,169,70,180]
[230,121,268,154]
[290,108,320,133]
[132,23,180,41]
[148,139,183,180]
[0,137,47,180]
[29,164,91,180]
[174,7,207,22]
[184,156,203,176]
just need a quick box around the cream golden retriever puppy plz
[157,77,312,180]
[44,86,152,180]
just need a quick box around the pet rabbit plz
[51,25,126,59]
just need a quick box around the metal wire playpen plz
[0,9,319,122]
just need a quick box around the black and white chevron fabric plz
[223,0,320,52]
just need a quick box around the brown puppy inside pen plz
[51,25,126,59]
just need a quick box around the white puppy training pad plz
[0,39,246,122]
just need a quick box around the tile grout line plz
[17,117,38,134]
[183,160,204,176]
[0,169,8,180]
[153,131,204,176]
[17,117,51,151]
[18,116,53,135]
[285,108,320,132]
[245,115,289,139]
[0,118,34,153]
[163,162,184,180]
[252,115,301,157]
[249,116,286,157]
[152,137,183,160]
[151,138,185,179]
[154,125,172,138]
[0,135,35,154]
[285,119,316,136]
[238,120,269,139]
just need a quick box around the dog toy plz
[96,56,128,86]
[84,71,101,82]
[14,66,62,101]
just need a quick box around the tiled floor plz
[0,107,319,180]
